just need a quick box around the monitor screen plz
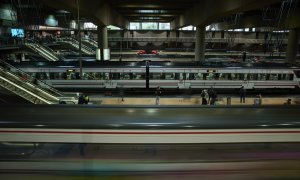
[11,28,24,38]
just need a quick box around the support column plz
[97,26,108,61]
[168,30,176,48]
[285,28,299,64]
[195,26,205,62]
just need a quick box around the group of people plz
[201,87,218,105]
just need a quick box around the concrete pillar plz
[129,30,133,48]
[168,30,177,48]
[97,26,108,60]
[195,26,205,62]
[286,28,299,64]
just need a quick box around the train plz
[9,61,300,90]
[1,105,300,143]
[1,105,300,178]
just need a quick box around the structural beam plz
[172,0,281,29]
[97,26,108,61]
[285,29,299,64]
[195,26,205,62]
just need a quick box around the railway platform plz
[89,95,300,106]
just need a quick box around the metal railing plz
[107,37,290,44]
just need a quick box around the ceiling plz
[1,0,299,29]
[107,0,199,22]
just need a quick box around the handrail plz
[31,43,59,61]
[25,43,56,61]
[0,59,63,97]
[35,44,58,60]
[58,37,95,54]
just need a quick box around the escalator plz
[57,37,95,55]
[82,38,98,50]
[0,60,77,104]
[24,42,60,61]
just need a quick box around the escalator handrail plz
[25,43,56,61]
[34,43,58,61]
[38,44,60,60]
[0,59,63,97]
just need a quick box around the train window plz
[253,74,258,80]
[269,74,278,81]
[289,74,294,81]
[278,74,282,80]
[214,73,220,80]
[104,73,109,80]
[203,73,207,80]
[111,73,120,80]
[240,74,244,80]
[165,73,175,80]
[182,73,187,80]
[179,73,184,80]
[195,73,203,80]
[259,74,266,80]
[207,73,214,80]
[189,73,195,80]
[132,73,144,80]
[95,73,103,80]
[151,73,161,80]
[186,73,190,80]
[248,74,253,80]
[120,73,130,80]
[219,73,226,80]
[66,70,76,80]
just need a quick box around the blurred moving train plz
[10,61,300,90]
[1,105,300,143]
[1,106,300,178]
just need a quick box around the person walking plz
[155,86,162,105]
[239,86,246,103]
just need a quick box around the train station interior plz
[0,0,300,179]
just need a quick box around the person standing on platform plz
[119,85,125,102]
[201,89,208,105]
[78,94,84,104]
[208,86,214,104]
[84,94,89,104]
[239,86,246,103]
[155,86,162,105]
[210,89,217,105]
[242,51,247,62]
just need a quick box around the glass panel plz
[141,22,158,30]
[159,23,170,30]
[129,22,140,30]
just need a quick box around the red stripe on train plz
[1,130,300,134]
